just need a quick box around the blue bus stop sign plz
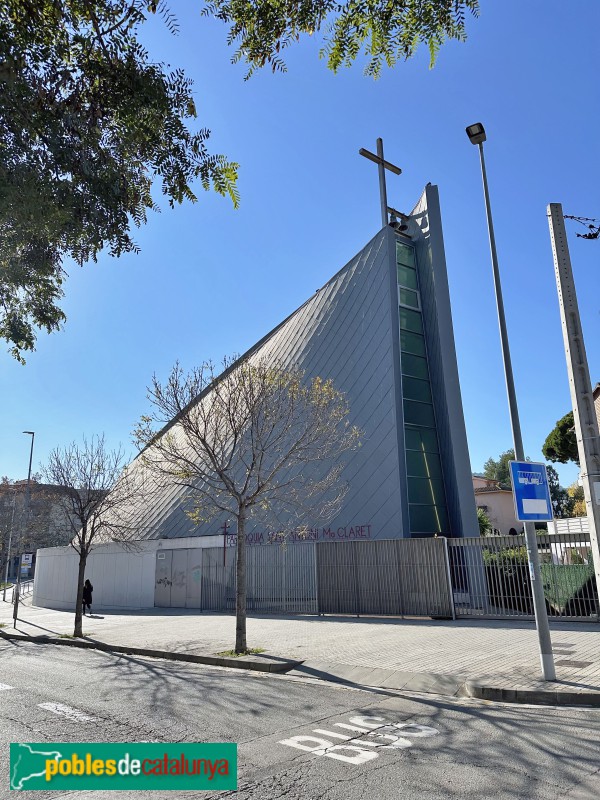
[509,461,554,522]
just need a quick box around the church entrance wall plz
[154,548,202,609]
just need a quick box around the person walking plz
[82,579,93,616]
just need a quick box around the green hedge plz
[482,547,597,616]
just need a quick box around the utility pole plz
[13,431,35,626]
[2,489,17,602]
[547,204,600,604]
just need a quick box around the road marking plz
[334,723,371,734]
[278,712,439,765]
[313,729,351,740]
[38,703,96,722]
[0,683,14,691]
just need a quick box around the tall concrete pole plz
[547,204,600,604]
[2,490,17,601]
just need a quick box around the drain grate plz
[554,660,593,669]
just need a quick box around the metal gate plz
[316,538,454,617]
[153,548,203,609]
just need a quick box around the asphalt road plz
[1,638,600,800]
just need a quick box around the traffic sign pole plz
[509,461,556,680]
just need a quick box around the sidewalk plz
[2,597,600,706]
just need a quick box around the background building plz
[0,480,74,581]
[472,474,520,535]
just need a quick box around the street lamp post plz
[13,431,35,627]
[2,489,17,602]
[466,123,556,681]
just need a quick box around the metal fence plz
[152,533,598,620]
[202,544,318,613]
[448,532,598,620]
[3,579,34,605]
[154,538,453,617]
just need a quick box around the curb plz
[458,681,600,707]
[0,630,302,674]
[290,661,600,707]
[3,629,599,707]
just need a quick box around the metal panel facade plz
[110,185,476,545]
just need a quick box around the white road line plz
[334,723,371,734]
[38,702,96,722]
[313,729,351,740]
[0,683,14,691]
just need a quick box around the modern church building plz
[33,183,479,612]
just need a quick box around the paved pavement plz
[2,596,600,704]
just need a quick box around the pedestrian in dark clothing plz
[82,579,93,616]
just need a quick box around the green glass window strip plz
[404,426,440,453]
[401,353,429,380]
[396,242,415,268]
[400,330,425,357]
[408,477,446,506]
[409,504,450,535]
[402,376,432,404]
[405,450,443,479]
[399,307,423,334]
[399,287,419,308]
[403,399,436,427]
[397,264,417,290]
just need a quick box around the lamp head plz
[466,122,486,145]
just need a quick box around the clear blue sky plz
[1,1,598,493]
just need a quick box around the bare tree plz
[134,357,361,653]
[43,436,139,637]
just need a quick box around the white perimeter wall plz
[33,536,223,611]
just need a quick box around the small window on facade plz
[397,264,418,290]
[399,307,424,334]
[400,330,426,357]
[408,477,446,505]
[402,376,432,404]
[396,242,416,268]
[401,353,428,380]
[404,426,440,453]
[409,504,450,535]
[405,450,443,479]
[399,287,419,308]
[403,399,436,427]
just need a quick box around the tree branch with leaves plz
[0,0,239,361]
[203,0,480,78]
